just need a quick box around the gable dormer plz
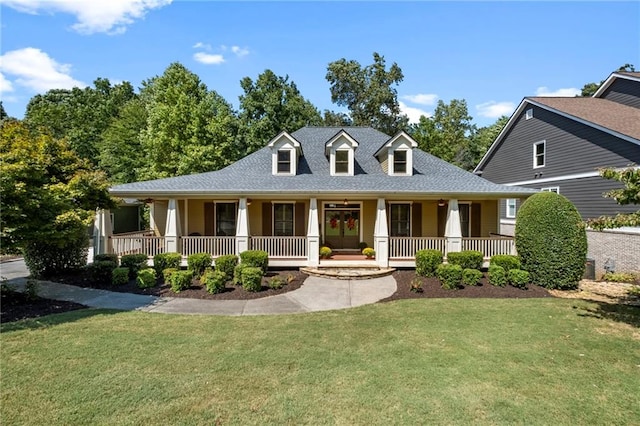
[267,131,302,176]
[325,130,359,176]
[374,131,418,176]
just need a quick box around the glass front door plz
[324,209,360,249]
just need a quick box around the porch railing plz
[389,237,447,259]
[462,237,515,258]
[181,236,236,257]
[250,236,307,258]
[110,235,165,257]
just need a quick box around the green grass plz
[2,299,639,425]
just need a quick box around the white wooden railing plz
[462,237,515,258]
[389,237,447,259]
[250,236,307,258]
[110,236,165,257]
[181,236,236,257]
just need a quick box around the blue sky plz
[1,1,638,127]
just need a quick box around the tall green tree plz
[322,110,352,127]
[587,167,640,230]
[579,64,636,97]
[326,52,408,135]
[138,62,239,180]
[465,116,509,170]
[238,69,322,154]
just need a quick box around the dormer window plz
[277,150,291,173]
[393,150,407,174]
[375,131,418,176]
[335,150,349,174]
[325,130,358,176]
[267,131,302,176]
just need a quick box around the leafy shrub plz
[215,254,238,280]
[508,269,530,289]
[320,246,332,259]
[94,253,119,264]
[202,269,227,294]
[163,268,178,283]
[488,265,507,287]
[241,267,263,292]
[240,250,269,274]
[462,268,483,286]
[362,247,375,258]
[170,270,193,293]
[121,254,149,279]
[515,192,587,289]
[112,267,130,286]
[437,264,463,290]
[24,279,39,301]
[233,264,246,286]
[137,268,157,289]
[602,272,637,284]
[187,252,213,279]
[410,278,423,293]
[23,234,89,278]
[268,276,285,290]
[446,250,483,270]
[490,255,521,271]
[358,242,368,250]
[416,249,443,277]
[87,260,117,285]
[153,252,182,275]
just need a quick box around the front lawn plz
[2,299,639,424]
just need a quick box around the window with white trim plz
[533,141,546,168]
[277,150,291,174]
[506,199,517,218]
[216,203,236,236]
[389,203,411,237]
[525,109,533,120]
[541,187,559,194]
[273,203,294,236]
[393,150,407,174]
[334,150,349,174]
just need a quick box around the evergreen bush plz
[120,254,149,279]
[87,260,117,285]
[436,263,463,290]
[163,268,179,283]
[170,270,193,293]
[241,266,263,292]
[202,269,227,294]
[215,254,238,280]
[154,252,182,275]
[112,267,130,286]
[187,252,213,279]
[233,264,246,286]
[416,249,443,277]
[446,250,483,270]
[508,269,530,289]
[462,268,483,286]
[490,254,521,271]
[94,253,119,264]
[488,265,507,287]
[23,233,89,278]
[137,268,157,289]
[239,250,269,274]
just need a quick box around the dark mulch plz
[1,290,87,324]
[382,269,553,302]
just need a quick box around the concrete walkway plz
[1,259,397,316]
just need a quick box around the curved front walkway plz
[2,259,397,316]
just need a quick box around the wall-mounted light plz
[247,198,252,206]
[438,199,446,207]
[343,199,349,206]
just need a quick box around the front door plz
[324,209,360,249]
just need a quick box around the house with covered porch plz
[100,127,536,268]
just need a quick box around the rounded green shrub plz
[163,267,179,283]
[508,269,530,289]
[23,233,88,278]
[87,260,117,285]
[94,253,119,264]
[170,270,193,293]
[137,268,157,289]
[488,265,507,287]
[187,252,213,279]
[154,252,182,275]
[416,249,443,277]
[112,267,130,286]
[268,276,285,290]
[239,250,269,274]
[241,266,263,292]
[362,247,375,258]
[462,268,483,286]
[515,192,587,289]
[490,255,521,271]
[446,250,484,270]
[233,264,246,286]
[202,269,227,294]
[214,254,238,280]
[436,263,463,290]
[120,254,149,279]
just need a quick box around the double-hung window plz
[273,203,294,236]
[335,150,349,174]
[277,150,291,174]
[506,199,517,219]
[390,204,411,237]
[533,141,546,168]
[216,203,236,236]
[393,150,407,174]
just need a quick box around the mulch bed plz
[1,290,86,324]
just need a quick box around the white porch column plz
[235,198,250,255]
[307,198,320,267]
[149,202,157,235]
[374,198,389,268]
[165,199,181,253]
[445,199,462,255]
[92,208,113,258]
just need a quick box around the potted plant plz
[362,247,375,259]
[320,246,332,259]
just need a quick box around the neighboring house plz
[102,126,536,268]
[474,71,640,274]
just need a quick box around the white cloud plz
[193,52,225,65]
[2,0,172,35]
[399,101,431,124]
[193,42,212,50]
[535,86,580,97]
[231,46,249,58]
[0,47,86,92]
[476,101,516,119]
[401,93,438,106]
[0,73,14,93]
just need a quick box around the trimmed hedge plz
[23,234,88,278]
[240,250,269,274]
[416,249,443,277]
[170,270,193,293]
[112,267,130,286]
[515,192,587,290]
[488,265,507,287]
[446,250,483,270]
[121,254,149,279]
[94,253,119,264]
[163,268,179,283]
[437,264,463,290]
[154,252,182,275]
[490,255,521,271]
[202,269,227,294]
[215,254,238,280]
[87,260,117,285]
[187,252,213,279]
[137,268,157,289]
[233,264,246,286]
[462,268,483,286]
[508,269,530,289]
[241,266,263,292]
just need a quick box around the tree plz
[0,102,8,122]
[587,167,640,230]
[465,116,509,170]
[322,110,352,127]
[0,121,113,277]
[326,52,408,135]
[579,64,636,97]
[138,62,240,180]
[238,69,322,154]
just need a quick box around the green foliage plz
[436,264,463,290]
[326,52,408,135]
[446,250,483,270]
[187,252,212,279]
[516,192,587,290]
[602,272,637,284]
[214,254,238,280]
[488,265,507,287]
[415,249,443,277]
[94,254,119,264]
[112,267,130,286]
[137,268,157,289]
[162,268,178,283]
[587,167,640,230]
[239,250,269,274]
[490,255,521,271]
[202,269,227,294]
[23,233,89,278]
[508,269,530,289]
[24,279,39,301]
[120,254,149,279]
[241,267,263,292]
[268,276,285,290]
[170,270,193,293]
[233,264,246,286]
[153,252,182,275]
[87,260,118,285]
[462,268,483,286]
[362,247,375,258]
[320,246,332,259]
[410,278,423,293]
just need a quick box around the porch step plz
[300,266,395,280]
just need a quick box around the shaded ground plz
[1,290,86,324]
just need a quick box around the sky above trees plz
[1,1,638,126]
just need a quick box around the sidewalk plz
[1,259,397,316]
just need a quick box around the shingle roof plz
[528,97,640,141]
[110,127,536,197]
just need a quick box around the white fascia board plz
[593,72,640,98]
[374,131,418,157]
[267,131,302,153]
[504,166,640,186]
